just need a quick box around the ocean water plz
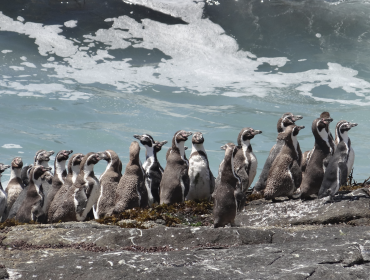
[1,0,369,188]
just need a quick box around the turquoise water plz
[1,0,369,187]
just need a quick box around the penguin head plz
[129,141,141,163]
[11,157,23,169]
[278,125,305,141]
[31,165,52,182]
[335,121,357,143]
[34,150,55,164]
[237,128,262,146]
[220,142,239,157]
[56,150,73,162]
[277,113,303,133]
[133,134,155,148]
[67,153,85,174]
[41,170,53,184]
[0,163,10,174]
[314,116,333,134]
[173,130,192,147]
[191,132,204,144]
[153,140,168,153]
[80,153,100,172]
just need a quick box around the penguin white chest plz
[187,154,211,200]
[77,178,100,221]
[247,152,258,188]
[0,189,7,218]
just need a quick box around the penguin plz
[264,125,305,201]
[253,113,302,194]
[301,112,335,176]
[114,141,147,213]
[43,150,73,218]
[187,132,215,201]
[160,130,192,205]
[318,121,358,201]
[300,115,334,199]
[48,153,85,223]
[0,163,10,221]
[5,157,24,214]
[70,152,101,222]
[7,150,54,220]
[213,143,243,228]
[134,134,167,207]
[93,150,122,219]
[15,165,52,223]
[334,120,357,176]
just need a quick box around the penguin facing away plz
[318,121,357,201]
[187,132,215,201]
[335,120,357,176]
[114,142,146,213]
[213,143,243,228]
[7,150,54,220]
[43,150,73,218]
[16,165,52,223]
[5,157,24,214]
[253,113,302,194]
[93,150,122,219]
[160,130,192,205]
[264,125,305,201]
[134,134,167,207]
[48,153,85,223]
[0,163,11,221]
[300,116,334,199]
[21,164,32,188]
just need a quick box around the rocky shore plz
[1,188,370,279]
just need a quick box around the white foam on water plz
[1,50,12,54]
[17,16,24,22]
[2,144,22,149]
[64,20,77,28]
[0,2,369,105]
[9,66,24,71]
[20,62,36,68]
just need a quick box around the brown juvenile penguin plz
[264,125,305,201]
[0,163,11,221]
[5,157,24,213]
[114,142,146,213]
[160,130,192,205]
[15,165,52,223]
[93,150,122,219]
[48,153,85,223]
[300,114,334,199]
[253,113,303,194]
[213,143,243,228]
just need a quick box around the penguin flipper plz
[181,170,190,199]
[209,170,216,196]
[235,166,249,194]
[338,162,348,187]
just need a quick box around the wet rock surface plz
[0,188,370,279]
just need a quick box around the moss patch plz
[96,200,214,228]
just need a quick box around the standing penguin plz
[0,163,10,221]
[134,134,167,207]
[335,120,357,176]
[233,127,262,210]
[48,153,85,223]
[21,164,32,188]
[43,150,73,217]
[93,150,122,219]
[114,142,146,213]
[254,113,302,194]
[72,153,101,221]
[318,121,358,200]
[213,143,243,228]
[7,150,54,220]
[5,157,24,214]
[187,132,215,201]
[264,125,305,201]
[300,115,334,199]
[160,130,192,205]
[15,165,52,223]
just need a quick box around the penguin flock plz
[0,112,358,228]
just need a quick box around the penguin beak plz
[293,115,303,121]
[252,130,262,135]
[133,134,142,140]
[183,131,192,137]
[324,118,333,123]
[297,126,305,130]
[42,167,52,172]
[350,122,358,128]
[220,144,227,150]
[1,165,10,171]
